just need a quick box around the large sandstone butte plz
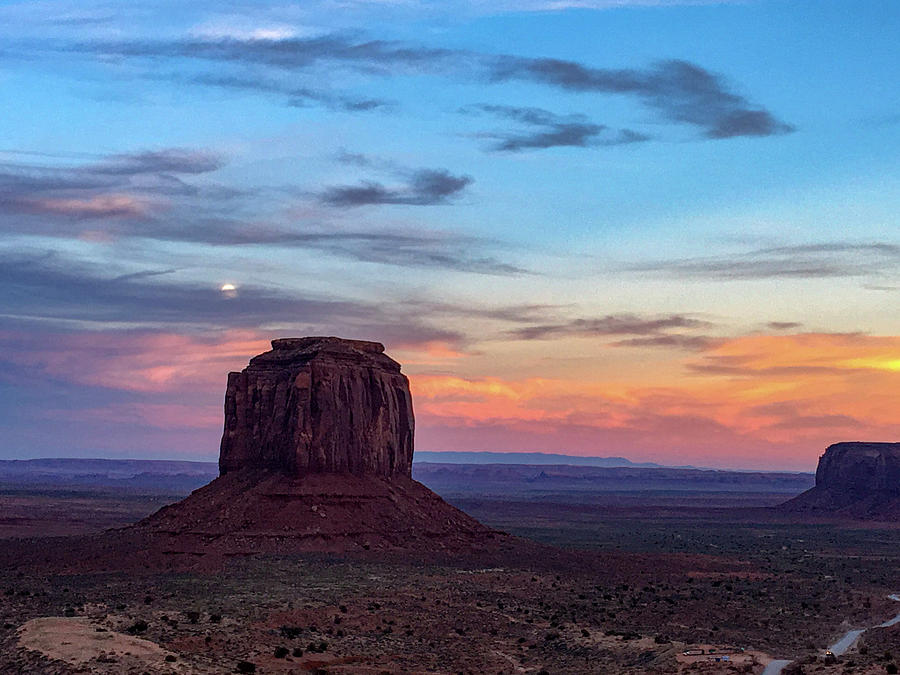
[782,442,900,519]
[134,337,501,554]
[219,337,413,477]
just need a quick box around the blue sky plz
[1,0,897,469]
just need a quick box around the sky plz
[1,0,897,471]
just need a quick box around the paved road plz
[759,593,900,675]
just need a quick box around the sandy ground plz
[18,616,184,673]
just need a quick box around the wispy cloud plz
[767,321,803,331]
[630,242,900,279]
[611,334,718,350]
[65,35,791,140]
[463,104,649,151]
[1,148,525,274]
[0,147,226,219]
[509,313,713,340]
[187,72,391,111]
[319,168,473,206]
[0,250,534,339]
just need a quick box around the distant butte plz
[782,442,900,519]
[133,337,503,554]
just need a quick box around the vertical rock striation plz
[219,337,414,477]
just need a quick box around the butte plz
[132,337,502,554]
[781,441,900,519]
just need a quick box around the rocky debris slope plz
[781,442,900,519]
[132,337,501,556]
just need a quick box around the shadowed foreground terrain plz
[2,460,900,674]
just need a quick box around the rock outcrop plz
[781,442,900,519]
[219,337,413,477]
[133,337,502,555]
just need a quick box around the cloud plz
[15,194,151,219]
[0,148,523,275]
[319,168,473,206]
[611,334,718,351]
[411,329,900,469]
[187,73,391,111]
[282,230,527,274]
[630,242,900,280]
[0,250,536,342]
[0,251,368,329]
[509,313,713,340]
[464,104,650,151]
[767,321,802,331]
[0,147,226,219]
[92,149,224,175]
[150,226,527,275]
[66,35,790,139]
[687,332,900,378]
[488,57,793,139]
[74,34,455,71]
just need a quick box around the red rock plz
[782,442,900,519]
[219,337,414,477]
[132,336,501,555]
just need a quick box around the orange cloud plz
[3,330,270,393]
[411,332,900,468]
[23,194,153,219]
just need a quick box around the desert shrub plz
[274,646,289,658]
[125,620,148,635]
[165,655,176,662]
[292,647,303,657]
[280,625,302,639]
[209,613,222,623]
[236,661,256,673]
[185,611,200,624]
[887,665,898,675]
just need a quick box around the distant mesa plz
[134,337,501,554]
[781,442,900,519]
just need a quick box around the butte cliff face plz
[134,337,501,555]
[219,337,414,477]
[782,442,900,519]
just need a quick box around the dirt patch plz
[18,616,182,673]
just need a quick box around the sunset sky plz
[1,0,897,470]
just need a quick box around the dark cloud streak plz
[488,57,794,139]
[510,314,713,340]
[319,168,473,206]
[465,104,649,152]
